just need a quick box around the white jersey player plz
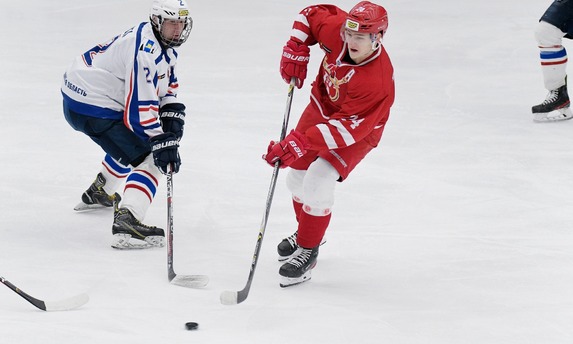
[532,0,573,122]
[62,0,192,249]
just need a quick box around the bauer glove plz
[263,130,309,168]
[159,103,186,141]
[150,132,181,174]
[280,40,310,89]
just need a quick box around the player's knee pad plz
[535,20,565,46]
[286,168,306,202]
[301,158,339,216]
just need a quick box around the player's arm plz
[280,5,346,88]
[158,65,186,141]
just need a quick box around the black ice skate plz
[532,84,573,122]
[111,207,165,249]
[277,232,326,262]
[74,173,121,211]
[279,246,319,287]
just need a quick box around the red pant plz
[290,101,384,181]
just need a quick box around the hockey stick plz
[1,276,89,311]
[166,167,209,288]
[220,78,296,305]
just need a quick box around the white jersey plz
[61,22,180,140]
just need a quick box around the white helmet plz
[150,0,193,48]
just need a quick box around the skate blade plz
[111,233,165,250]
[280,271,312,288]
[533,108,573,123]
[74,202,113,211]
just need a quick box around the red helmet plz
[345,1,388,35]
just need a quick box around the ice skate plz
[279,246,319,287]
[277,232,326,261]
[74,173,121,211]
[532,84,573,122]
[111,207,165,249]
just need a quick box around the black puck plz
[185,322,199,331]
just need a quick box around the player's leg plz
[112,154,165,249]
[75,154,130,211]
[64,108,165,249]
[279,158,338,287]
[532,2,573,121]
[277,151,328,261]
[92,123,165,249]
[279,129,382,286]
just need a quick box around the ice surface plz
[2,0,573,343]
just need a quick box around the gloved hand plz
[263,130,309,168]
[280,39,310,89]
[150,132,181,174]
[159,103,186,140]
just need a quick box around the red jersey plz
[290,5,395,151]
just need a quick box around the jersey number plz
[82,35,120,67]
[349,115,364,129]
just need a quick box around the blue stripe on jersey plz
[127,172,157,196]
[127,22,147,140]
[152,54,164,88]
[540,48,567,59]
[62,92,122,120]
[169,66,178,85]
[155,53,164,65]
[104,154,131,174]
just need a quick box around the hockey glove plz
[263,130,309,168]
[150,132,181,174]
[159,103,186,140]
[280,39,310,89]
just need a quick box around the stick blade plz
[43,293,89,311]
[220,290,238,305]
[170,275,209,288]
[220,288,249,305]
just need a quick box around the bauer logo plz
[345,19,359,31]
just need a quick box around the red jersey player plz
[264,1,395,287]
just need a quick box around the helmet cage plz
[150,0,193,48]
[151,15,192,48]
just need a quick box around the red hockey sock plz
[296,211,331,248]
[292,198,303,222]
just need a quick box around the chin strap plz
[370,33,383,50]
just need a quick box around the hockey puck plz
[185,322,199,331]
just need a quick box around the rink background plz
[2,0,573,343]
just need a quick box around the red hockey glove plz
[263,130,309,168]
[280,40,310,89]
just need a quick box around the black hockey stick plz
[220,78,296,305]
[0,276,89,311]
[166,168,209,288]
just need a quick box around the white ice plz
[2,0,573,343]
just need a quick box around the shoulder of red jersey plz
[290,5,348,46]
